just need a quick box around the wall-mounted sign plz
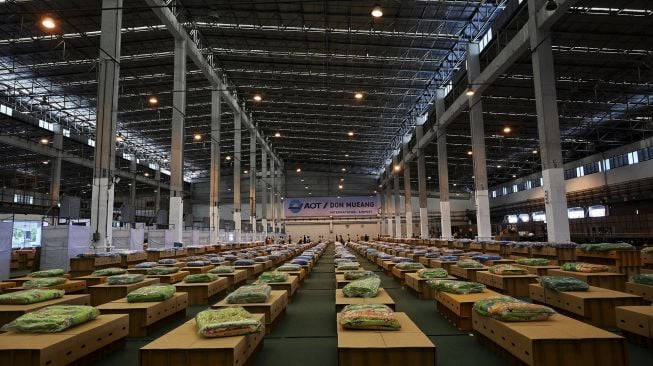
[284,196,379,218]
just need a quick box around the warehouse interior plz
[0,0,652,365]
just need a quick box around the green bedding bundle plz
[561,262,609,273]
[2,305,99,333]
[209,266,235,274]
[339,304,401,330]
[456,260,484,269]
[226,284,272,304]
[488,265,527,275]
[426,279,486,294]
[631,274,653,286]
[394,262,424,270]
[342,277,381,298]
[276,264,302,271]
[515,258,551,266]
[0,289,65,305]
[417,268,448,279]
[337,262,360,270]
[91,267,127,276]
[127,284,176,302]
[29,269,66,278]
[579,242,634,252]
[473,296,556,322]
[23,277,67,288]
[196,307,262,338]
[538,276,589,292]
[344,270,377,280]
[184,273,220,283]
[642,247,653,254]
[147,266,180,275]
[257,271,289,283]
[106,273,145,285]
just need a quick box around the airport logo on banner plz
[284,196,380,218]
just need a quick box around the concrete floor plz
[94,245,653,366]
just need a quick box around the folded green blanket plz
[2,305,99,333]
[184,273,220,283]
[196,307,262,338]
[342,277,381,298]
[642,247,653,254]
[515,258,551,266]
[127,284,176,302]
[209,266,235,274]
[276,264,302,272]
[394,262,424,270]
[106,274,145,285]
[457,260,484,269]
[426,279,485,294]
[488,265,527,275]
[473,296,555,322]
[631,274,653,286]
[92,267,127,276]
[561,262,608,273]
[539,276,589,291]
[30,269,66,278]
[344,270,377,280]
[226,284,272,304]
[0,289,65,305]
[579,243,634,252]
[23,277,67,288]
[147,266,180,275]
[339,304,400,330]
[417,268,448,279]
[337,262,360,270]
[257,271,288,283]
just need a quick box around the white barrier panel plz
[0,222,12,280]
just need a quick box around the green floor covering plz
[93,244,653,366]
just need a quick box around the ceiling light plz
[41,17,56,29]
[42,160,49,165]
[148,96,158,106]
[244,170,248,174]
[341,168,346,171]
[225,156,232,161]
[253,94,262,102]
[305,186,309,189]
[296,168,301,173]
[374,190,377,194]
[227,188,231,191]
[340,178,344,182]
[467,150,473,156]
[345,154,349,157]
[371,4,383,17]
[144,172,149,177]
[300,179,304,182]
[393,165,400,172]
[465,88,475,97]
[545,0,558,11]
[512,175,517,178]
[497,165,502,168]
[274,132,281,138]
[338,185,343,189]
[354,92,364,100]
[453,183,457,186]
[347,131,354,137]
[308,192,312,195]
[427,176,431,180]
[193,133,202,141]
[40,138,48,144]
[503,126,511,134]
[532,150,539,154]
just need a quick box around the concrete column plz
[436,89,452,239]
[392,155,401,238]
[402,143,413,239]
[209,90,221,244]
[50,124,63,209]
[385,182,393,237]
[90,0,122,248]
[270,158,276,234]
[415,121,429,239]
[168,38,186,243]
[379,187,386,236]
[249,128,257,233]
[529,0,570,242]
[467,42,492,240]
[154,167,161,216]
[260,148,268,235]
[129,158,137,207]
[278,165,284,233]
[233,111,242,242]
